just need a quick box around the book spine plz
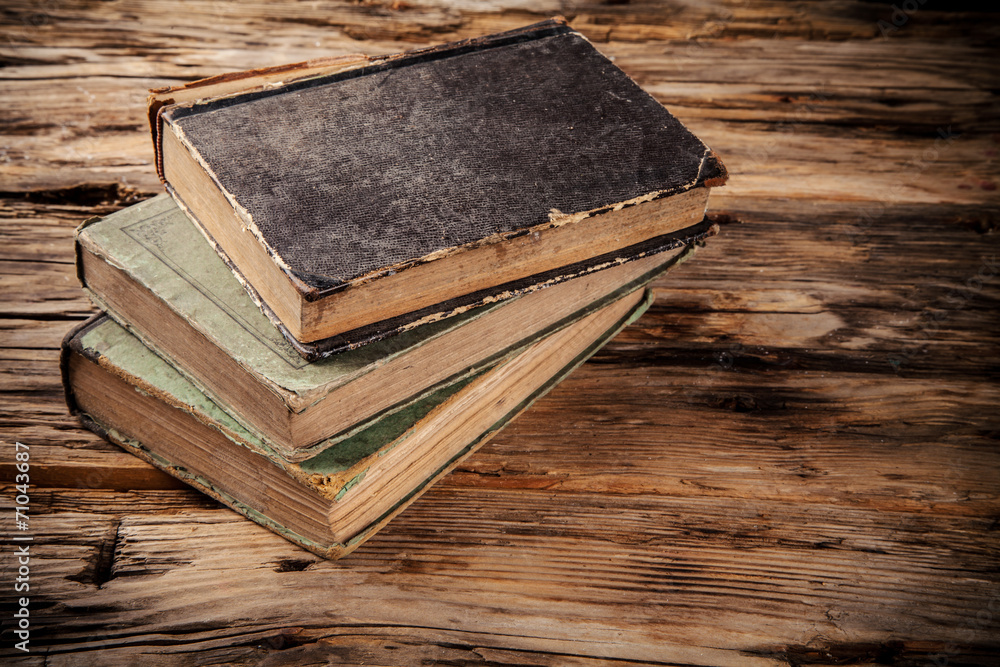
[59,313,110,419]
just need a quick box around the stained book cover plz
[62,289,651,558]
[153,18,726,347]
[76,194,707,460]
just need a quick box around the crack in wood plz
[0,184,150,208]
[66,518,120,588]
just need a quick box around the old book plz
[76,193,708,462]
[151,18,726,348]
[62,288,650,559]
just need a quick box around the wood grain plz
[1,0,998,664]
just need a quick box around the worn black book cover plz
[155,18,726,347]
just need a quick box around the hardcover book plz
[151,18,726,349]
[63,288,650,559]
[76,193,709,461]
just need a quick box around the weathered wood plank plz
[2,0,998,49]
[12,498,999,664]
[38,638,700,667]
[0,261,93,318]
[0,320,87,351]
[460,364,1000,510]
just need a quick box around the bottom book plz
[62,287,651,559]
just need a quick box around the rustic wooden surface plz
[2,1,999,664]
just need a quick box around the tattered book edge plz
[171,182,716,360]
[155,18,726,303]
[63,288,653,559]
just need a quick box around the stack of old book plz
[62,19,726,558]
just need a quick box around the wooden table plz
[3,2,998,664]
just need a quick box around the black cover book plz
[153,18,726,350]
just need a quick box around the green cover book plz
[76,193,704,462]
[63,288,652,559]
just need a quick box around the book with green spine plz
[63,287,652,559]
[76,193,708,462]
